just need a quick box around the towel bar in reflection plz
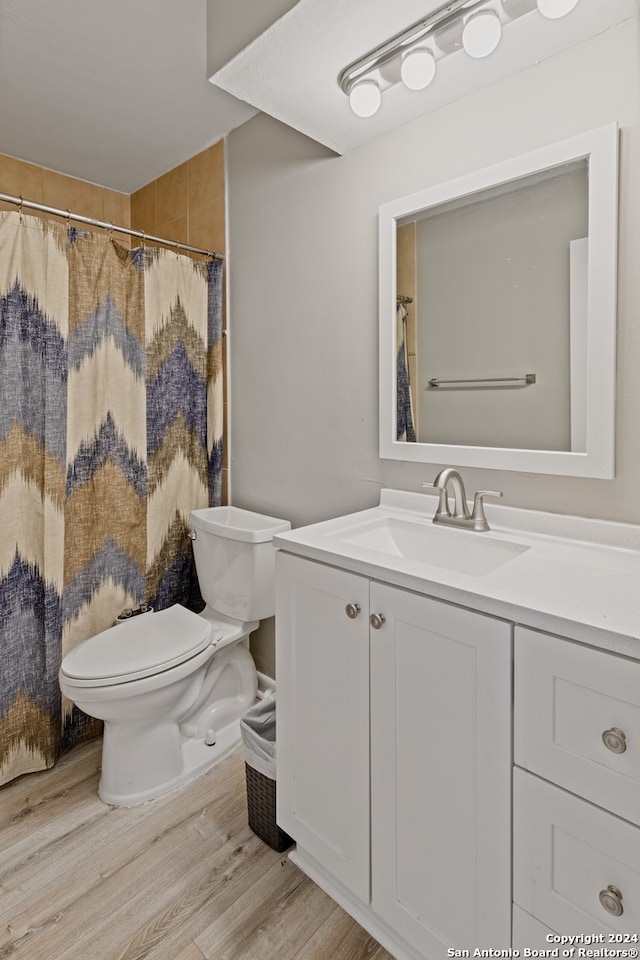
[427,374,536,388]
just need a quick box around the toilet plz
[59,506,291,806]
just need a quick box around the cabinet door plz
[370,583,512,955]
[275,552,370,902]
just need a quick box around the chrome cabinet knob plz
[599,885,624,917]
[602,727,627,754]
[369,613,386,630]
[345,603,361,619]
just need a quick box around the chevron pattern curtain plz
[0,212,223,785]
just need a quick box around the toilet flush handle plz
[188,529,197,540]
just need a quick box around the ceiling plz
[0,0,636,196]
[0,0,257,194]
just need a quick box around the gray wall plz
[226,20,640,672]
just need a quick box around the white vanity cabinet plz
[276,551,512,960]
[513,626,640,939]
[273,489,640,956]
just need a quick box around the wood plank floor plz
[0,738,394,960]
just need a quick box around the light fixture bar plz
[338,0,491,96]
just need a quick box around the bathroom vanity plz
[274,489,640,960]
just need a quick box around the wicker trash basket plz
[241,695,293,853]
[244,762,293,852]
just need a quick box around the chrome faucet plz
[425,468,502,532]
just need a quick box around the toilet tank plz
[189,506,291,622]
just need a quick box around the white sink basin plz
[334,515,530,577]
[273,489,640,652]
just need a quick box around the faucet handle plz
[471,490,503,531]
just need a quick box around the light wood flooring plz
[0,737,394,960]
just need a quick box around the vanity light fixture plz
[462,9,503,58]
[339,0,582,117]
[536,0,580,18]
[349,78,383,117]
[401,47,437,90]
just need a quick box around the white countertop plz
[274,489,640,659]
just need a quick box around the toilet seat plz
[60,604,214,688]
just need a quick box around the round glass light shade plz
[400,48,436,91]
[349,79,382,118]
[462,10,502,59]
[536,0,580,18]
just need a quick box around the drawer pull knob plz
[599,885,624,918]
[370,613,386,630]
[602,727,627,754]
[345,603,361,619]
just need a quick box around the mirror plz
[379,123,618,477]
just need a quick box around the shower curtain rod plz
[0,191,224,261]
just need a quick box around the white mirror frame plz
[379,123,618,478]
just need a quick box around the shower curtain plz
[0,211,223,786]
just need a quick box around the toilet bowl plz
[59,507,290,806]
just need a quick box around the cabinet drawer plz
[515,626,640,825]
[514,768,640,935]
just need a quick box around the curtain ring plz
[176,240,181,260]
[141,230,145,248]
[109,222,114,242]
[18,196,23,222]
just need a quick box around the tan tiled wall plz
[0,153,130,235]
[0,142,228,501]
[130,142,225,256]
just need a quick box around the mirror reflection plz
[379,123,618,478]
[396,159,589,451]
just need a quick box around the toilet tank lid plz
[60,605,212,682]
[189,506,291,543]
